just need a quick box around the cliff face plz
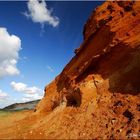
[36,1,140,139]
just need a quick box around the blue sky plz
[0,0,103,108]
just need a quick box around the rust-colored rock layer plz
[35,1,140,139]
[1,1,139,139]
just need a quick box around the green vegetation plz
[0,110,21,117]
[0,110,12,117]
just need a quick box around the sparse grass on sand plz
[0,110,12,117]
[0,110,31,129]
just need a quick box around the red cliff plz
[35,1,140,139]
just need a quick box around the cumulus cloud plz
[22,93,42,102]
[22,97,31,102]
[0,28,21,78]
[46,65,54,72]
[11,81,42,94]
[0,90,8,100]
[10,81,43,102]
[23,0,59,27]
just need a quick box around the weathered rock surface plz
[35,1,140,139]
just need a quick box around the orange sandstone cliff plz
[0,1,140,139]
[36,1,140,139]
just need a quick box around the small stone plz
[83,133,86,136]
[111,118,116,124]
[119,128,123,132]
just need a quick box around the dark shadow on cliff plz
[56,25,115,92]
[56,22,140,96]
[77,43,140,95]
[108,48,140,95]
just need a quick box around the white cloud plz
[24,0,59,27]
[11,82,27,92]
[0,90,8,100]
[11,81,43,95]
[46,65,54,72]
[11,81,43,102]
[22,93,42,102]
[0,28,21,78]
[22,97,31,102]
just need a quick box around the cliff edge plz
[35,1,140,139]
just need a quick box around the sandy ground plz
[0,110,36,139]
[0,110,29,127]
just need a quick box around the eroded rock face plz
[36,1,140,139]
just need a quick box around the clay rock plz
[36,1,140,139]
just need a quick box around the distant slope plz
[2,100,40,111]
